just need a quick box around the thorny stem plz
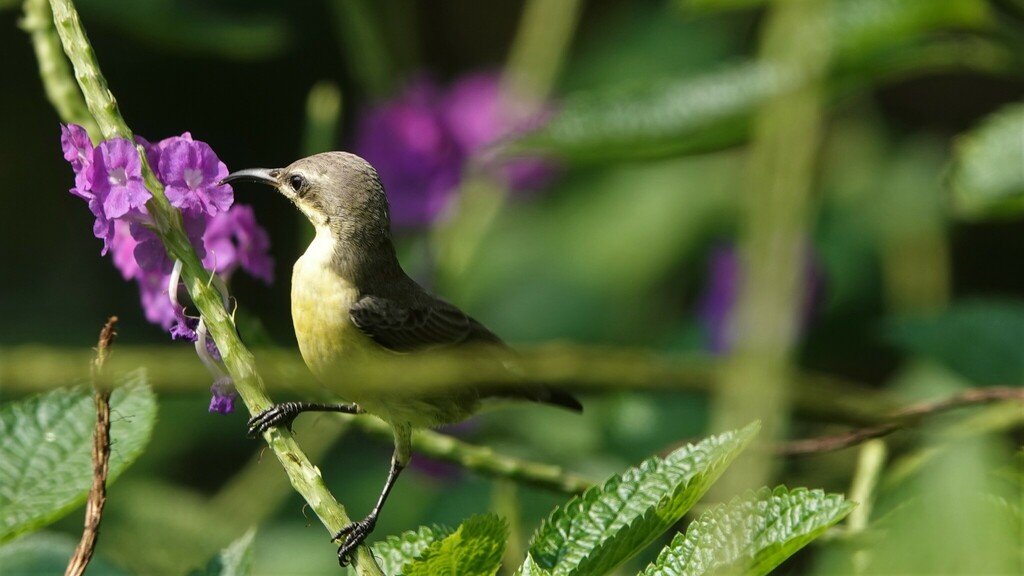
[43,1,382,572]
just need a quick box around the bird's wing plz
[349,295,502,353]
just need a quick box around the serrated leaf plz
[951,103,1024,219]
[884,299,1024,384]
[371,524,452,576]
[524,423,759,576]
[509,0,989,162]
[402,514,508,576]
[641,486,854,576]
[189,528,257,576]
[518,554,554,576]
[0,372,157,543]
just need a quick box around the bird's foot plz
[247,402,305,437]
[333,515,377,567]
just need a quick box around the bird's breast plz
[291,236,378,382]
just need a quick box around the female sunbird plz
[221,152,581,566]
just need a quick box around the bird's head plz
[221,151,392,245]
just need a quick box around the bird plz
[220,151,581,566]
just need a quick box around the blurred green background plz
[1,0,1022,574]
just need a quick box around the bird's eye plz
[288,174,306,192]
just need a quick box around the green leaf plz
[640,486,853,576]
[884,299,1024,384]
[402,514,508,576]
[509,0,989,162]
[523,423,760,576]
[507,61,792,162]
[518,554,554,576]
[189,528,257,576]
[951,103,1024,219]
[0,372,157,544]
[0,531,129,575]
[371,524,453,576]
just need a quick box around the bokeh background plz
[1,0,1022,574]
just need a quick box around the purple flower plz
[698,244,823,355]
[159,139,232,216]
[353,73,555,227]
[130,212,207,275]
[208,376,237,414]
[89,138,151,219]
[61,123,94,196]
[136,269,177,330]
[110,220,141,280]
[355,79,462,227]
[441,73,553,189]
[61,124,277,415]
[170,309,198,341]
[203,204,274,283]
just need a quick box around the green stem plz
[433,0,584,284]
[354,417,593,494]
[710,0,830,496]
[43,1,381,572]
[21,0,99,139]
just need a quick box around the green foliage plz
[0,531,129,575]
[885,300,1024,384]
[508,0,991,162]
[401,514,508,576]
[522,423,759,576]
[0,373,156,544]
[372,524,453,576]
[951,102,1024,219]
[640,487,854,576]
[190,528,257,576]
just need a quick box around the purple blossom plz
[159,139,232,216]
[203,204,274,283]
[698,244,823,355]
[441,73,553,190]
[136,269,177,330]
[90,138,151,219]
[60,123,94,196]
[353,73,554,228]
[61,124,275,415]
[208,376,237,414]
[130,212,207,275]
[355,79,461,226]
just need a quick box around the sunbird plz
[221,152,581,566]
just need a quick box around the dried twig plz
[778,386,1024,455]
[65,316,117,576]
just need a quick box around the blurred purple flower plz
[441,73,553,190]
[203,204,274,283]
[354,73,554,228]
[698,244,822,355]
[699,246,739,355]
[159,138,232,216]
[355,79,461,226]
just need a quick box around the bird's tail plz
[488,384,583,413]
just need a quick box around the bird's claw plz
[333,516,377,567]
[247,403,300,437]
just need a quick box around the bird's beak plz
[219,168,281,187]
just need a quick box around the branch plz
[354,417,594,494]
[65,316,117,576]
[778,387,1024,455]
[41,2,381,572]
[0,344,893,427]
